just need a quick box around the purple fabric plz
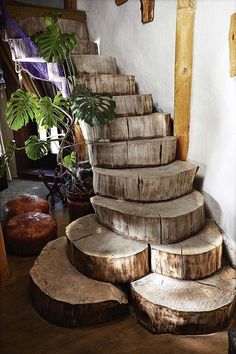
[0,1,64,92]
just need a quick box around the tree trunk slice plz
[93,160,198,202]
[9,38,98,59]
[151,219,222,279]
[72,55,117,74]
[91,190,205,244]
[73,40,98,55]
[113,95,153,117]
[131,266,236,334]
[15,17,89,40]
[78,73,136,95]
[30,237,128,327]
[66,214,149,284]
[88,137,176,168]
[80,113,171,142]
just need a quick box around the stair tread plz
[30,237,128,327]
[151,219,222,255]
[151,219,223,279]
[93,160,198,202]
[80,112,172,142]
[88,137,177,167]
[132,266,235,311]
[131,265,236,334]
[78,73,136,95]
[66,214,149,283]
[72,54,117,74]
[111,94,153,117]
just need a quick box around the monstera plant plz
[5,13,116,210]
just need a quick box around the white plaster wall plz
[78,0,236,249]
[79,0,176,113]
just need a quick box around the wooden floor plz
[0,180,236,354]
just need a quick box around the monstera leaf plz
[35,92,68,128]
[6,89,39,130]
[35,22,77,62]
[71,85,116,127]
[25,136,50,160]
[63,151,76,169]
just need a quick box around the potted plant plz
[4,13,116,218]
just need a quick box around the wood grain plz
[91,190,205,244]
[72,55,117,74]
[66,214,149,283]
[88,137,176,167]
[78,73,136,95]
[151,219,222,279]
[113,95,153,117]
[93,160,198,202]
[131,266,236,334]
[174,0,196,160]
[0,223,10,284]
[229,13,236,77]
[80,112,171,142]
[140,0,155,24]
[30,237,128,327]
[14,17,88,40]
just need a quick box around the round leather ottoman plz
[5,212,57,256]
[4,194,49,220]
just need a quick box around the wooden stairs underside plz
[10,13,236,333]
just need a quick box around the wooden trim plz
[229,13,236,77]
[64,0,77,10]
[174,0,196,160]
[3,2,86,22]
[0,223,10,284]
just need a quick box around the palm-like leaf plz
[25,136,49,160]
[71,85,116,127]
[6,89,39,131]
[35,92,68,128]
[35,24,77,62]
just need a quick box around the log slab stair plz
[15,10,236,333]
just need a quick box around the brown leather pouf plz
[4,194,49,220]
[5,212,57,256]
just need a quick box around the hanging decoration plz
[140,0,155,23]
[115,0,155,24]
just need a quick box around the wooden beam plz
[115,0,128,5]
[140,0,155,24]
[0,223,10,284]
[229,13,236,77]
[174,0,196,160]
[64,0,77,11]
[3,3,86,22]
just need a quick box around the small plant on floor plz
[5,12,116,197]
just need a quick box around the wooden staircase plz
[10,10,236,333]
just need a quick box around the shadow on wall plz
[193,168,236,268]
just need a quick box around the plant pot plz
[66,190,94,222]
[0,173,8,192]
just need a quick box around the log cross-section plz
[174,0,196,160]
[229,13,236,77]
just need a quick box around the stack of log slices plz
[4,194,57,256]
[24,15,236,333]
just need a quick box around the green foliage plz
[25,136,49,160]
[71,85,116,127]
[0,141,16,177]
[35,92,68,128]
[35,15,77,62]
[44,12,62,27]
[6,89,38,130]
[63,151,76,169]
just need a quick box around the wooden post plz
[229,13,236,77]
[174,0,196,160]
[0,223,10,284]
[64,0,77,10]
